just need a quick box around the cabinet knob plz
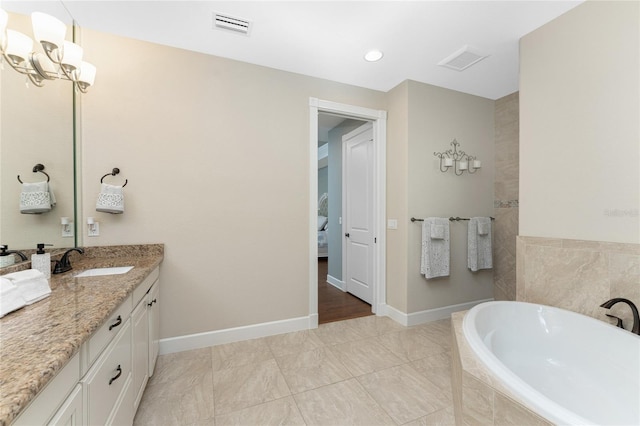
[108,365,122,385]
[147,298,157,307]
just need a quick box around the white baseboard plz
[326,274,345,291]
[159,315,314,355]
[159,299,492,355]
[383,298,493,327]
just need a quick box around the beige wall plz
[518,1,640,326]
[519,0,639,244]
[493,92,519,301]
[80,23,500,338]
[406,81,495,312]
[80,29,386,339]
[384,80,495,315]
[385,81,409,312]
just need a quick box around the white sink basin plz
[76,266,134,277]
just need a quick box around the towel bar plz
[411,216,495,222]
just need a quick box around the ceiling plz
[4,1,582,100]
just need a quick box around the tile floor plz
[133,316,456,426]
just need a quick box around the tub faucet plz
[53,248,85,275]
[600,298,640,335]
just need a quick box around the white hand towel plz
[96,183,124,214]
[421,218,450,279]
[3,269,45,281]
[20,181,55,214]
[468,217,493,272]
[430,224,445,240]
[0,277,26,318]
[3,269,52,305]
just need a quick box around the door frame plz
[308,98,387,328]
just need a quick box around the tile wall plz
[516,236,640,330]
[494,92,519,301]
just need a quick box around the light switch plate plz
[62,224,74,238]
[88,222,100,237]
[387,219,398,229]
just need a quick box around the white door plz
[343,122,374,304]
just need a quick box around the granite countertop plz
[0,244,164,426]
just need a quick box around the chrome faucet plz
[600,298,640,335]
[53,248,85,275]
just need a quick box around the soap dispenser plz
[0,245,15,267]
[31,243,53,279]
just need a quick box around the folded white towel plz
[3,269,45,281]
[421,218,450,279]
[20,181,56,214]
[0,277,26,318]
[3,269,51,305]
[468,217,493,272]
[477,222,490,236]
[430,224,445,240]
[96,183,124,214]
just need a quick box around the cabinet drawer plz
[87,295,132,366]
[83,319,132,426]
[132,267,159,307]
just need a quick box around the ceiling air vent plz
[213,12,252,35]
[438,45,488,72]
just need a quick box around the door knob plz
[345,233,350,238]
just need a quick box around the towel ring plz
[17,163,50,183]
[100,168,128,187]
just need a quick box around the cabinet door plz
[131,298,149,410]
[148,280,160,376]
[47,384,83,426]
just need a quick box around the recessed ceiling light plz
[364,50,384,62]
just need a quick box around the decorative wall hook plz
[434,139,481,176]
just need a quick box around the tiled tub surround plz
[0,244,163,426]
[493,91,519,302]
[516,236,640,332]
[451,311,553,426]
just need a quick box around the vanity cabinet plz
[148,280,160,376]
[131,268,160,410]
[10,267,160,426]
[12,354,80,426]
[131,293,149,409]
[47,384,83,426]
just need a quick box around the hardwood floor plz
[318,258,372,324]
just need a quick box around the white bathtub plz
[463,301,640,426]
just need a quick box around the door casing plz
[308,98,387,328]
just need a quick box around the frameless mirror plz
[0,2,79,265]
